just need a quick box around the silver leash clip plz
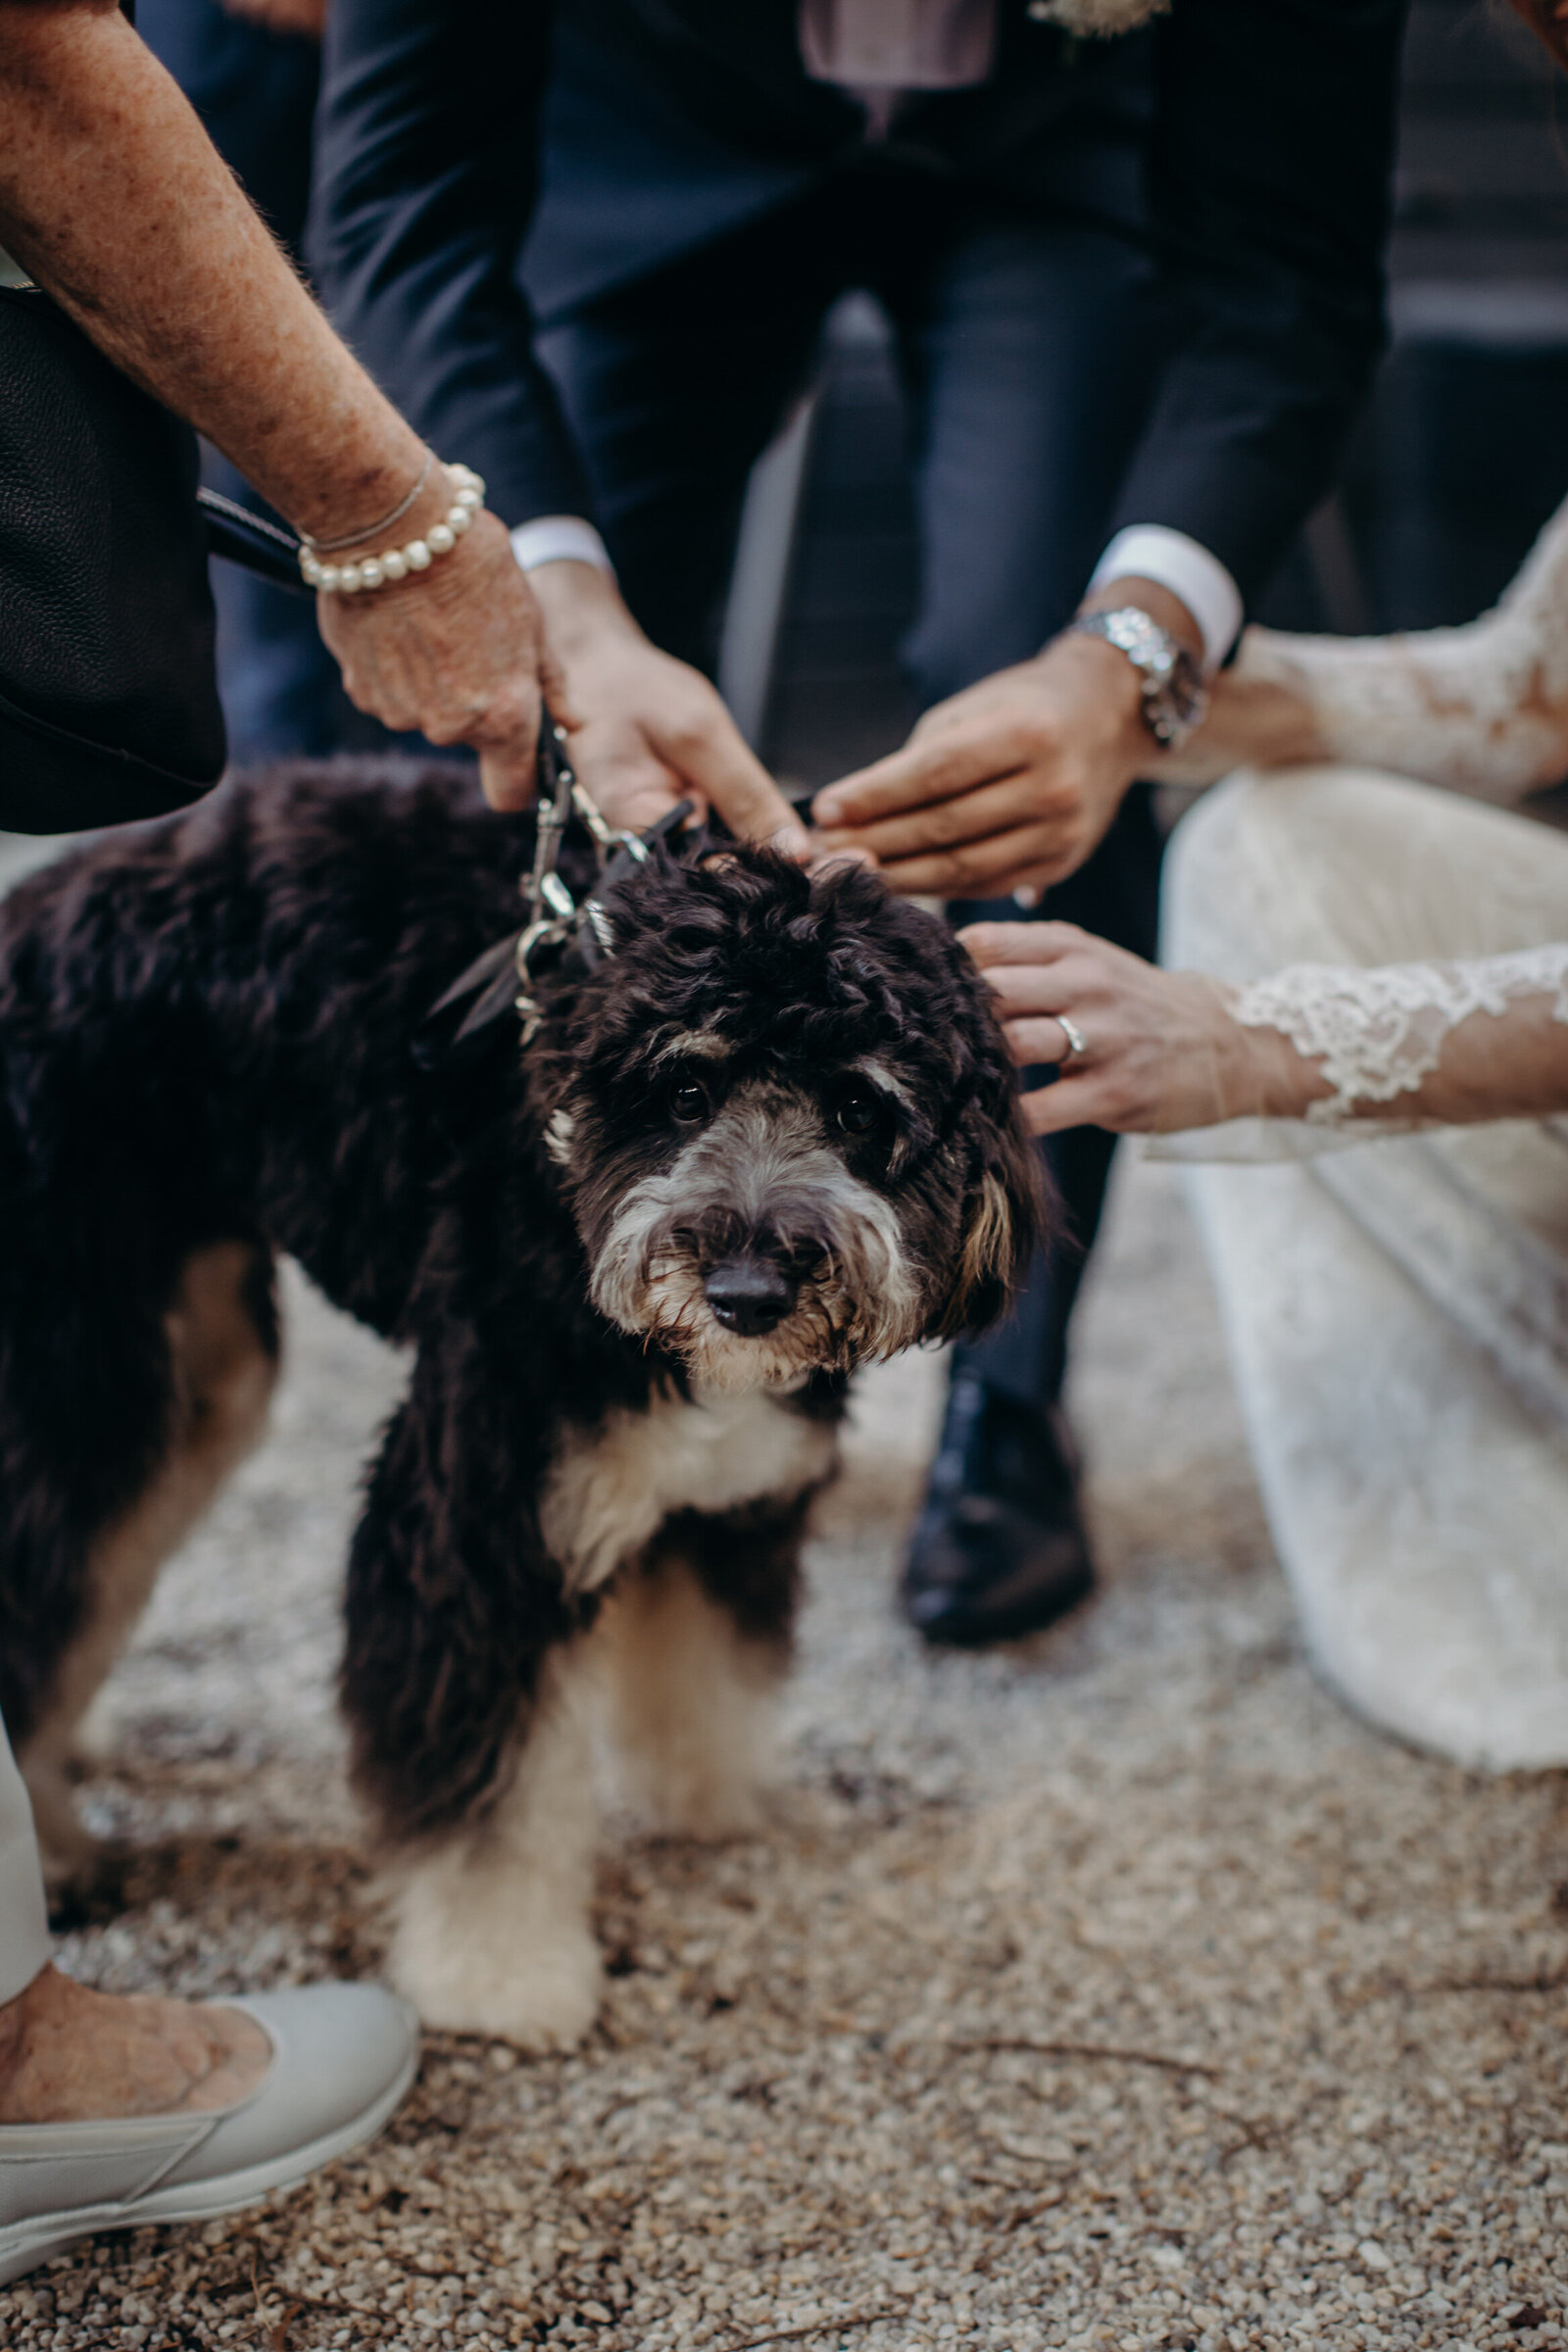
[418,713,697,1061]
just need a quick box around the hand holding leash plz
[319,508,572,814]
[526,558,810,858]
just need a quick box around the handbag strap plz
[0,270,305,594]
[197,485,311,595]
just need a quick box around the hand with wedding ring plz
[958,919,1329,1134]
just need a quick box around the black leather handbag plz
[0,279,305,836]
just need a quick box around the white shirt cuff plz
[1088,527,1243,676]
[510,515,615,576]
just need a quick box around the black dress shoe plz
[900,1373,1095,1645]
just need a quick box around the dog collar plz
[415,717,694,1064]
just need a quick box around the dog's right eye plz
[835,1094,878,1137]
[669,1081,709,1125]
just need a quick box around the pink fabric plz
[799,0,998,88]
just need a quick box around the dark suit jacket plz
[310,0,1406,609]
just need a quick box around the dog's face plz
[531,851,1042,1392]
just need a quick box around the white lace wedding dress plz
[1158,498,1568,1770]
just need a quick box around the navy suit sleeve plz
[308,0,592,528]
[1106,0,1406,612]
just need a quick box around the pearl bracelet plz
[299,466,486,595]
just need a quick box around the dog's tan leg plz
[385,1642,604,2048]
[600,1549,787,1840]
[22,1241,278,1886]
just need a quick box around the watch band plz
[1069,607,1208,751]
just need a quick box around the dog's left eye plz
[670,1081,710,1124]
[835,1093,879,1138]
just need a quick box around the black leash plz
[197,487,312,595]
[415,714,695,1065]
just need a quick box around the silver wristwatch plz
[1069,607,1208,750]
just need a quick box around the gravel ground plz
[2,832,1566,2352]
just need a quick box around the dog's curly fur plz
[0,762,1040,2042]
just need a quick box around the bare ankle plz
[0,1971,32,2088]
[0,1964,270,2126]
[0,1965,71,2118]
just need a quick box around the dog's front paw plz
[386,1851,604,2050]
[393,1917,604,2050]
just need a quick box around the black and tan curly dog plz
[0,763,1040,2044]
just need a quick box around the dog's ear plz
[928,1108,1046,1341]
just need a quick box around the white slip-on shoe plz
[0,1982,419,2286]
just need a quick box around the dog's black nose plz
[704,1256,796,1337]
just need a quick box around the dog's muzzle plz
[585,1082,924,1389]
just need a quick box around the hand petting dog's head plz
[530,849,1042,1392]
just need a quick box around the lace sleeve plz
[1230,946,1568,1125]
[1149,944,1568,1164]
[1232,496,1568,804]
